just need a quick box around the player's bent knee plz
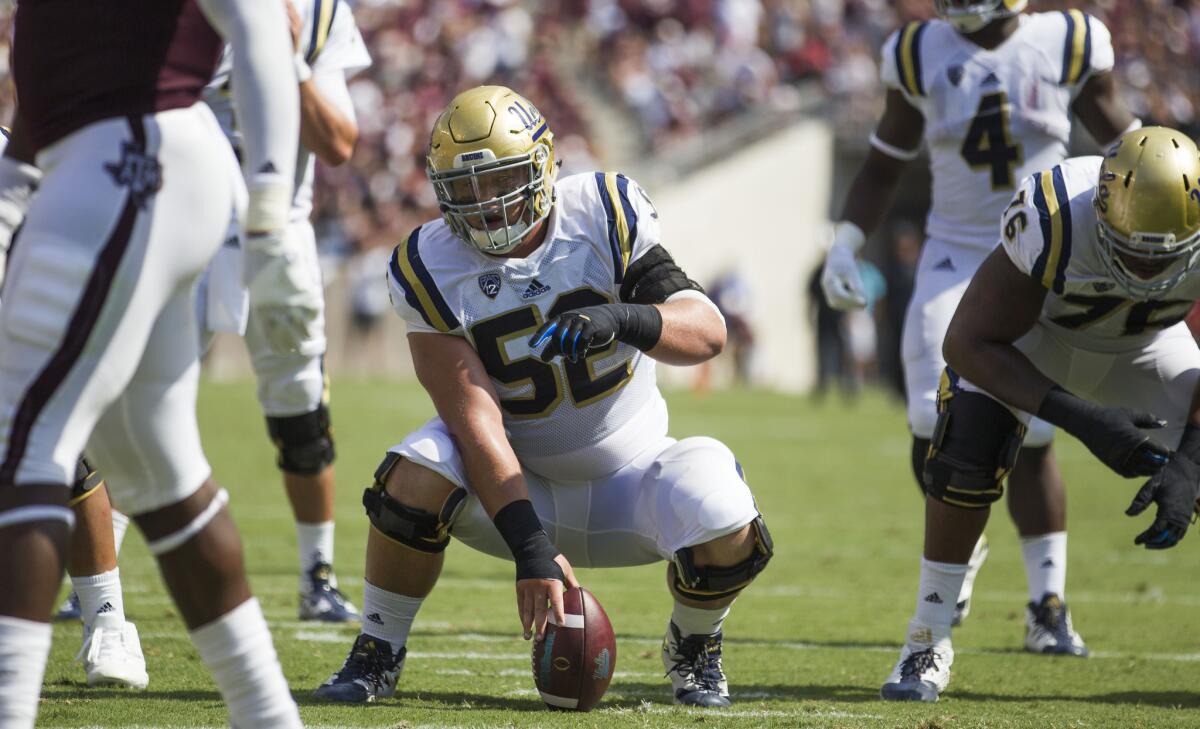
[924,390,1025,510]
[1023,417,1055,448]
[142,489,230,556]
[265,405,335,475]
[671,515,773,602]
[363,451,466,554]
[68,456,105,508]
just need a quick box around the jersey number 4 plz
[961,92,1023,190]
[470,288,634,418]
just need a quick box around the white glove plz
[0,157,42,289]
[820,222,868,311]
[243,227,324,356]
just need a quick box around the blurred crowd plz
[1,1,1200,385]
[0,1,1197,257]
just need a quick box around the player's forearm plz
[298,81,357,167]
[197,0,298,232]
[449,406,530,518]
[838,149,908,237]
[943,333,1056,416]
[647,296,725,366]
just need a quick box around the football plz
[530,586,617,711]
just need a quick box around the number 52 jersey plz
[386,172,711,481]
[882,11,1114,250]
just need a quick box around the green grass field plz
[37,378,1200,728]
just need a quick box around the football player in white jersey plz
[199,0,371,622]
[896,125,1200,700]
[55,0,373,625]
[820,0,1139,683]
[313,86,772,707]
[0,0,305,725]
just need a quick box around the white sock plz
[913,558,968,630]
[671,601,732,637]
[296,521,335,592]
[1021,531,1067,602]
[189,598,301,729]
[0,615,52,729]
[111,510,130,556]
[360,581,423,654]
[73,568,125,630]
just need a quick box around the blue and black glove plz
[1126,425,1200,549]
[529,303,662,363]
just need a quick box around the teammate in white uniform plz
[198,0,371,621]
[889,126,1200,700]
[0,0,304,726]
[819,0,1137,672]
[55,0,372,624]
[313,86,772,707]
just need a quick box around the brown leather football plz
[530,586,616,711]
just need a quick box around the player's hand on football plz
[517,554,579,642]
[820,243,868,311]
[530,305,620,363]
[1126,451,1200,549]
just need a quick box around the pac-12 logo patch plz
[478,272,502,299]
[105,140,162,210]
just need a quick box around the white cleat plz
[953,534,989,627]
[1024,593,1089,657]
[880,622,953,702]
[77,615,149,690]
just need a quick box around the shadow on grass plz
[948,690,1200,708]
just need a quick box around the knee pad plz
[362,452,466,554]
[910,438,930,497]
[265,405,335,475]
[924,387,1026,510]
[671,515,773,602]
[69,456,105,507]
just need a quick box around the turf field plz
[39,378,1200,728]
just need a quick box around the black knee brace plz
[911,437,931,497]
[69,456,104,506]
[672,515,774,602]
[266,405,335,475]
[362,452,466,554]
[924,388,1026,510]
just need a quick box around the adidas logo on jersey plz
[982,71,1000,87]
[933,257,956,272]
[365,612,384,626]
[96,601,116,614]
[923,592,944,605]
[521,278,551,299]
[1040,558,1055,568]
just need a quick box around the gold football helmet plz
[934,0,1026,33]
[426,85,557,255]
[1095,126,1200,300]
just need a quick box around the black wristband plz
[611,302,663,352]
[1036,386,1092,433]
[493,499,563,582]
